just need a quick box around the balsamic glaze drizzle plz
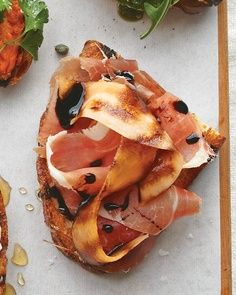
[85,173,96,184]
[186,133,200,144]
[104,194,129,211]
[47,186,74,221]
[173,100,189,114]
[55,82,85,129]
[102,224,114,233]
[76,191,95,213]
[107,243,125,256]
[115,71,134,83]
[90,159,102,167]
[102,45,117,59]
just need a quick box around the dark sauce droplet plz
[102,45,117,59]
[107,243,125,256]
[55,83,85,129]
[90,159,102,167]
[104,195,129,211]
[102,74,112,81]
[173,100,189,114]
[76,191,95,213]
[47,186,74,220]
[85,173,96,184]
[186,133,200,144]
[104,202,120,211]
[102,224,113,233]
[115,71,134,83]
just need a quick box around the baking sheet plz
[0,1,220,294]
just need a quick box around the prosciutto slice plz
[133,71,215,167]
[99,185,201,236]
[46,124,121,194]
[148,92,215,166]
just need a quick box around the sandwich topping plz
[37,42,223,266]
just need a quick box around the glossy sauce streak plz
[76,191,95,212]
[186,133,200,144]
[85,173,96,184]
[104,195,129,211]
[107,243,125,256]
[47,186,74,220]
[102,224,114,233]
[115,71,134,83]
[102,45,117,59]
[55,83,85,129]
[90,159,102,167]
[173,100,189,114]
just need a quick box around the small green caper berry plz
[55,44,69,55]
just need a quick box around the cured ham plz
[148,92,215,166]
[99,185,201,235]
[46,124,121,194]
[80,57,138,80]
[132,72,215,167]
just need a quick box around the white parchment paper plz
[0,1,220,294]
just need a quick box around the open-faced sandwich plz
[0,0,48,87]
[36,40,225,273]
[0,178,8,294]
[116,0,223,38]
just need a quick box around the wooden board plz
[218,1,232,294]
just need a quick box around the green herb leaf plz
[19,0,49,33]
[0,0,12,11]
[116,0,180,38]
[0,0,12,21]
[140,0,172,39]
[19,0,49,60]
[20,29,43,60]
[171,0,180,5]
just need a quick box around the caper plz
[55,44,69,55]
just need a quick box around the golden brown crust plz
[37,40,225,273]
[0,193,8,294]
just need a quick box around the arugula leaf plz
[141,0,172,39]
[116,0,181,38]
[0,0,12,22]
[19,0,49,60]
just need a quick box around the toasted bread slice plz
[37,40,225,273]
[0,193,8,294]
